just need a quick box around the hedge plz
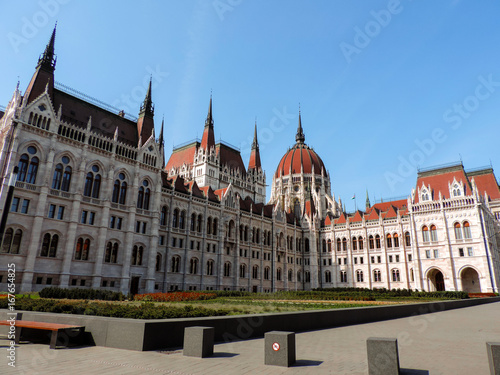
[39,287,126,301]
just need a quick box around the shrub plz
[134,292,217,302]
[39,287,126,301]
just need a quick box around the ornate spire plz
[139,77,154,117]
[201,94,215,150]
[366,189,371,209]
[295,105,305,144]
[248,120,261,170]
[38,23,57,71]
[159,116,164,146]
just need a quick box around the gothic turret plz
[248,122,261,170]
[295,107,305,144]
[24,24,57,105]
[200,95,215,150]
[136,78,155,145]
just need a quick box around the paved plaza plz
[1,302,499,375]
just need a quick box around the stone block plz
[487,342,500,375]
[183,326,214,358]
[264,331,295,367]
[367,337,400,375]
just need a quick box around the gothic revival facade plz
[0,28,499,294]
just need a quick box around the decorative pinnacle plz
[295,105,305,144]
[38,23,57,70]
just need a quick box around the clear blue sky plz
[1,0,500,211]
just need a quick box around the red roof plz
[216,143,246,176]
[365,208,380,221]
[275,143,326,178]
[324,216,332,226]
[199,186,219,202]
[415,165,470,203]
[165,143,197,172]
[468,169,500,201]
[370,199,407,212]
[304,199,315,217]
[335,212,347,224]
[214,187,229,201]
[248,148,261,170]
[350,210,363,222]
[383,205,398,219]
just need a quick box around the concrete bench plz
[366,337,400,375]
[265,331,296,367]
[183,326,214,358]
[487,342,500,375]
[0,320,85,349]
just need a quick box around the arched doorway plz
[428,269,445,291]
[461,267,480,293]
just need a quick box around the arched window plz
[206,259,214,275]
[369,235,374,249]
[143,188,150,210]
[392,269,400,282]
[352,237,357,251]
[74,237,90,261]
[111,243,118,263]
[327,239,332,252]
[131,245,144,266]
[17,154,29,182]
[358,236,364,250]
[393,233,399,248]
[207,217,212,235]
[305,271,311,283]
[155,253,162,271]
[373,269,381,282]
[197,215,203,233]
[189,258,198,274]
[213,218,218,236]
[84,166,101,198]
[104,242,119,263]
[305,238,310,252]
[463,221,471,239]
[386,234,392,248]
[160,206,168,226]
[325,270,332,283]
[356,270,364,282]
[61,166,72,192]
[112,180,120,203]
[410,268,414,282]
[252,265,259,279]
[18,147,39,184]
[287,269,293,281]
[336,238,341,251]
[84,172,94,197]
[171,256,181,273]
[454,222,462,240]
[119,181,127,204]
[52,164,63,189]
[1,228,22,254]
[297,271,302,282]
[256,229,260,244]
[422,225,429,242]
[322,239,327,252]
[137,187,144,209]
[224,262,232,277]
[40,233,59,257]
[264,266,270,280]
[179,211,186,229]
[276,268,282,281]
[340,271,347,283]
[239,264,246,278]
[342,238,347,251]
[27,156,39,184]
[405,231,411,246]
[430,225,437,242]
[375,235,381,249]
[172,208,179,228]
[190,213,196,231]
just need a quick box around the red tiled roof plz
[185,181,204,198]
[165,143,197,172]
[350,210,363,222]
[324,216,332,226]
[214,187,229,201]
[335,212,347,224]
[248,148,261,170]
[217,143,246,176]
[415,166,470,203]
[199,186,219,202]
[200,124,215,150]
[370,199,407,212]
[275,143,326,178]
[468,169,500,201]
[304,199,315,217]
[383,205,398,219]
[365,208,380,221]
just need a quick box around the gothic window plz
[325,270,332,283]
[327,239,332,252]
[155,253,162,271]
[276,268,282,281]
[340,271,347,283]
[288,269,293,282]
[373,269,381,282]
[392,269,400,282]
[393,233,399,248]
[160,206,168,226]
[189,258,198,274]
[206,259,214,276]
[305,238,310,252]
[264,266,270,280]
[213,218,218,236]
[239,264,246,278]
[252,265,259,279]
[358,236,364,250]
[386,234,392,248]
[52,164,63,189]
[17,147,39,184]
[197,215,203,233]
[171,256,181,273]
[83,165,101,198]
[131,245,144,266]
[297,271,302,282]
[74,237,90,261]
[369,235,374,249]
[405,231,411,246]
[422,226,429,242]
[207,217,213,235]
[352,237,357,251]
[224,262,231,277]
[305,271,311,283]
[179,211,186,229]
[356,270,364,282]
[137,187,144,209]
[421,189,430,201]
[463,221,471,239]
[172,208,179,228]
[104,242,119,263]
[430,225,438,242]
[375,234,381,249]
[190,213,196,231]
[454,222,462,240]
[342,238,347,251]
[40,233,59,257]
[1,228,22,254]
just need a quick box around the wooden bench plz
[0,320,85,349]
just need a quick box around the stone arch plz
[426,267,446,291]
[459,266,481,293]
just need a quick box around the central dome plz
[274,111,326,178]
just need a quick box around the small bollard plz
[367,337,400,375]
[265,331,296,367]
[487,342,500,375]
[183,326,214,358]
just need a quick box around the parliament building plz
[1,28,499,294]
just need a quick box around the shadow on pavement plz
[401,368,429,375]
[293,359,323,367]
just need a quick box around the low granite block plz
[487,342,500,375]
[183,326,214,358]
[367,337,400,375]
[264,331,295,367]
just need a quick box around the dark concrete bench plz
[0,320,85,349]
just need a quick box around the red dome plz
[275,143,326,178]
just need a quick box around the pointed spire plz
[201,93,215,150]
[38,23,57,71]
[159,116,164,146]
[295,105,305,144]
[251,120,259,150]
[365,189,371,209]
[248,120,261,170]
[139,77,154,117]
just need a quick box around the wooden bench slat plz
[0,320,83,330]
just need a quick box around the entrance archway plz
[428,269,445,291]
[461,267,480,293]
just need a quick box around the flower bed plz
[134,292,217,302]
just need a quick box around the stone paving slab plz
[1,301,499,375]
